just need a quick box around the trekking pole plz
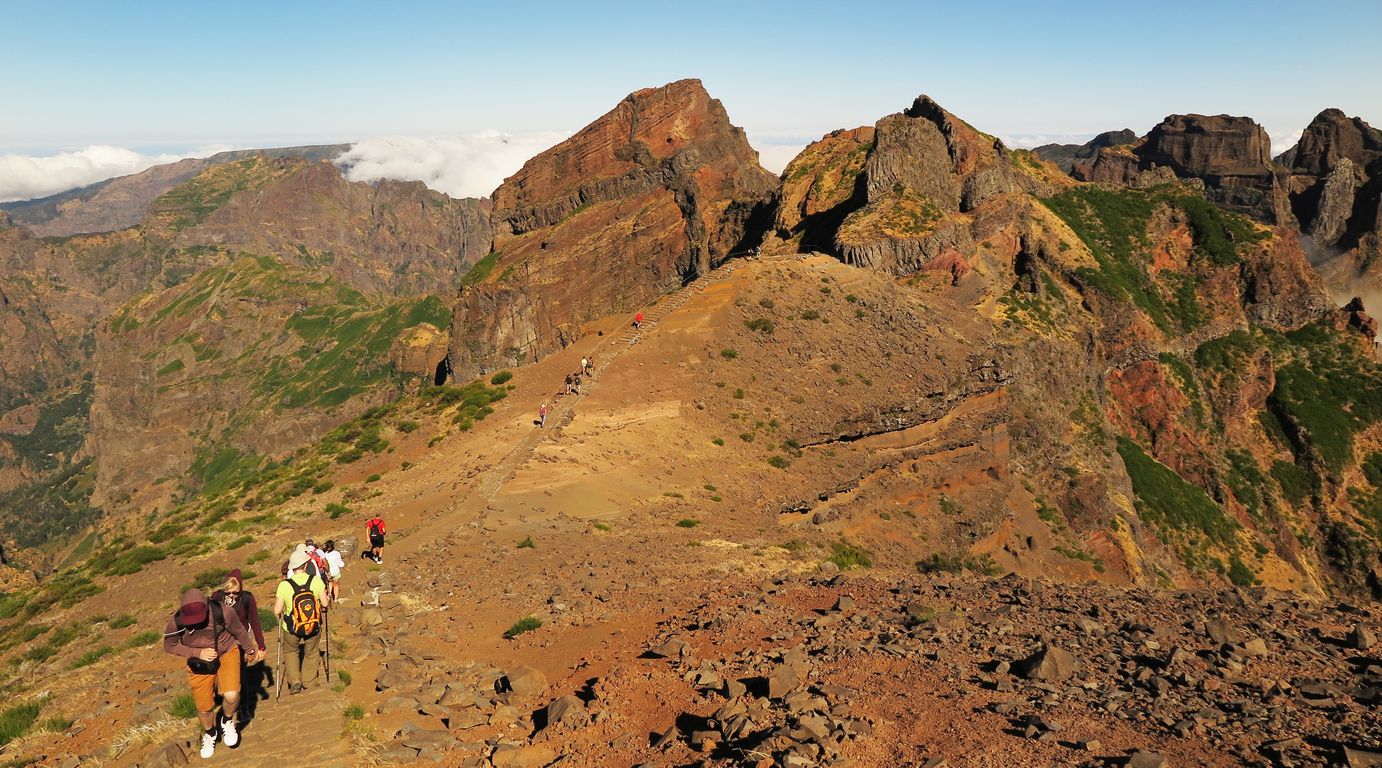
[274,626,283,703]
[323,608,331,681]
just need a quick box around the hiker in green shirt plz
[273,550,327,694]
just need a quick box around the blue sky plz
[2,0,1380,199]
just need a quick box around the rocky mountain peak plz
[451,78,777,373]
[1074,113,1288,223]
[1140,113,1272,177]
[1282,108,1382,175]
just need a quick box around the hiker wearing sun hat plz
[274,549,327,694]
[163,587,256,758]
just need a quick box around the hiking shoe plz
[221,715,239,747]
[200,730,216,759]
[290,683,305,695]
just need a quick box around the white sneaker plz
[221,716,239,747]
[200,730,216,759]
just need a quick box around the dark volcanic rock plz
[1033,129,1138,173]
[1075,113,1290,223]
[1280,108,1382,249]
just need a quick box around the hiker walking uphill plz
[163,588,258,759]
[365,514,387,563]
[210,570,268,709]
[322,540,345,604]
[274,550,326,695]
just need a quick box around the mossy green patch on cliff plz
[266,293,450,409]
[1224,449,1266,522]
[151,157,294,231]
[837,183,942,244]
[1117,435,1237,547]
[459,251,501,289]
[188,446,265,498]
[1158,352,1207,425]
[1,379,92,471]
[1267,323,1382,475]
[1042,186,1255,333]
[0,460,100,549]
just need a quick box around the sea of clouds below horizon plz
[0,128,1305,206]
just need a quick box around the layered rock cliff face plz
[1279,109,1382,252]
[449,79,778,372]
[1073,115,1290,224]
[777,97,1382,594]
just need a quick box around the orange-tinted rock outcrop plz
[449,79,777,373]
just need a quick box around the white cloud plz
[1270,129,1303,159]
[335,132,569,199]
[0,145,186,203]
[755,143,806,175]
[999,133,1099,150]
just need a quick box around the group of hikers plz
[539,355,596,428]
[161,515,387,758]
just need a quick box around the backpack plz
[368,518,385,535]
[283,575,322,638]
[307,550,329,577]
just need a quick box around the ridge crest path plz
[424,255,762,533]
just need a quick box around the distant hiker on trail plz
[586,356,596,378]
[633,311,644,330]
[322,540,345,604]
[563,374,576,396]
[539,402,548,428]
[274,550,326,695]
[284,543,322,578]
[163,587,257,758]
[581,356,590,376]
[365,515,386,563]
[305,539,329,579]
[571,374,582,395]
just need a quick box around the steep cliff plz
[449,79,778,373]
[1073,114,1291,224]
[774,127,873,252]
[1280,108,1382,251]
[828,95,1062,273]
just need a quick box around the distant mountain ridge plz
[0,144,349,237]
[1032,129,1137,173]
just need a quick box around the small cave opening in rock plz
[433,356,451,386]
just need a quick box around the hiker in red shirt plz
[365,515,386,564]
[633,312,644,330]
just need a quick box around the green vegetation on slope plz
[1116,435,1237,547]
[1042,186,1267,334]
[1268,323,1382,475]
[0,379,92,472]
[150,157,293,231]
